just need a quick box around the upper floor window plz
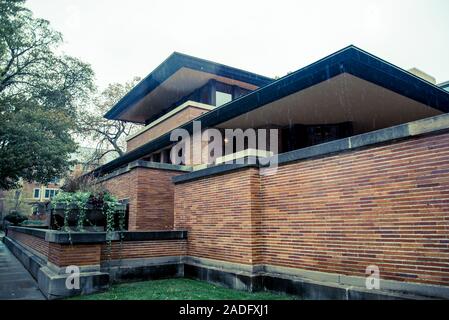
[44,189,59,199]
[215,91,232,107]
[49,177,60,184]
[33,188,40,199]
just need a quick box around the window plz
[153,152,161,163]
[215,91,232,107]
[33,188,40,199]
[44,189,58,199]
[49,177,60,184]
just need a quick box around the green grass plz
[69,278,296,300]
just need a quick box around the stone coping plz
[7,226,187,244]
[96,160,192,183]
[126,100,215,142]
[173,113,449,184]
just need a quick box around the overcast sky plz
[27,0,449,89]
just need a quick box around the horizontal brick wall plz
[175,168,261,265]
[7,230,49,258]
[260,132,449,286]
[127,106,209,152]
[101,168,183,231]
[100,240,186,261]
[100,168,137,228]
[48,243,102,267]
[7,229,186,268]
[174,132,449,286]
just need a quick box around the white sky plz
[27,0,449,89]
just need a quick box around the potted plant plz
[50,191,126,232]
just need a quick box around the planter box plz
[50,203,127,231]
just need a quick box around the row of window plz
[33,188,59,200]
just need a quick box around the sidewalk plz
[0,237,45,300]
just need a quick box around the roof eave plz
[103,52,273,122]
[92,45,449,177]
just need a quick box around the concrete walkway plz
[0,234,45,300]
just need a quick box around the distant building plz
[0,147,114,219]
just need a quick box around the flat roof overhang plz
[216,73,443,133]
[105,52,274,123]
[91,45,449,177]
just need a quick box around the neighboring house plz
[0,179,62,220]
[0,147,114,218]
[8,46,449,299]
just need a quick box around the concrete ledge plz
[172,157,260,184]
[103,256,184,269]
[8,226,187,244]
[97,160,192,183]
[185,263,259,292]
[126,100,215,142]
[102,256,184,283]
[183,257,449,300]
[262,264,449,299]
[184,256,258,274]
[7,226,47,239]
[38,266,109,300]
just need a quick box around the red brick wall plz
[174,132,449,286]
[101,169,137,229]
[8,230,49,258]
[101,167,183,231]
[260,132,449,286]
[101,240,186,261]
[8,229,186,267]
[175,168,261,265]
[48,243,101,267]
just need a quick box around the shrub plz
[4,211,28,226]
[61,174,107,194]
[51,190,125,233]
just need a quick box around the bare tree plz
[77,77,142,164]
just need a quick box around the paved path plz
[0,235,45,300]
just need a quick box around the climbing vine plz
[52,191,124,235]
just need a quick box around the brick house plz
[0,147,113,220]
[6,46,449,299]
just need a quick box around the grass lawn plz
[69,278,297,300]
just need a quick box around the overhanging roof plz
[440,81,449,91]
[104,52,274,123]
[92,45,449,177]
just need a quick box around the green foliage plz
[0,0,95,189]
[53,191,90,231]
[3,211,28,225]
[52,190,125,235]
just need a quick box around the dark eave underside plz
[92,45,449,177]
[104,52,274,121]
